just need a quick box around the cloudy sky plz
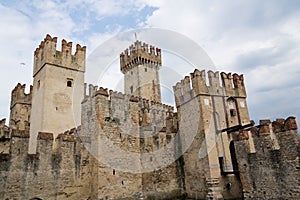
[1,0,300,125]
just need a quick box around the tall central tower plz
[120,41,162,102]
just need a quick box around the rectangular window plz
[219,157,225,175]
[130,86,133,94]
[230,109,236,117]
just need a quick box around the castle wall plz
[0,130,94,200]
[233,117,300,199]
[2,34,299,200]
[80,85,183,199]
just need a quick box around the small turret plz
[9,83,32,130]
[10,83,32,110]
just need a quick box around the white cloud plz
[0,0,300,126]
[140,0,300,123]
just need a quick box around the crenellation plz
[10,83,32,109]
[190,69,209,96]
[2,36,299,200]
[232,73,246,97]
[37,132,54,140]
[120,40,161,74]
[33,34,86,77]
[284,116,298,130]
[9,83,32,131]
[0,118,6,126]
[234,117,299,199]
[10,129,30,138]
[56,133,75,142]
[236,117,299,153]
[221,72,234,96]
[89,84,98,97]
[208,70,221,88]
[96,87,109,97]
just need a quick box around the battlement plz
[232,117,298,141]
[120,40,162,74]
[56,128,76,142]
[33,34,86,76]
[0,118,9,138]
[81,84,177,152]
[173,69,247,106]
[84,84,173,111]
[0,118,6,126]
[10,83,32,109]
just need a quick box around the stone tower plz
[120,41,162,102]
[9,83,32,131]
[173,70,251,199]
[29,34,86,153]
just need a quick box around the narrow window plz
[145,68,147,72]
[230,142,239,172]
[130,86,133,94]
[37,80,40,89]
[113,169,115,175]
[219,157,224,175]
[67,80,73,87]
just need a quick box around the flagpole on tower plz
[134,32,137,41]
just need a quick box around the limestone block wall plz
[173,69,250,199]
[233,117,300,199]
[29,35,86,154]
[0,129,94,200]
[80,85,184,199]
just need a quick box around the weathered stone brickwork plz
[233,117,300,199]
[0,34,299,200]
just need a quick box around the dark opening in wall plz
[230,109,237,117]
[130,86,133,94]
[37,80,40,89]
[113,169,115,175]
[219,156,224,175]
[67,80,73,87]
[230,141,239,172]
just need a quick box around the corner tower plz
[29,34,86,153]
[120,41,162,102]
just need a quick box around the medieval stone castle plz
[0,34,299,200]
